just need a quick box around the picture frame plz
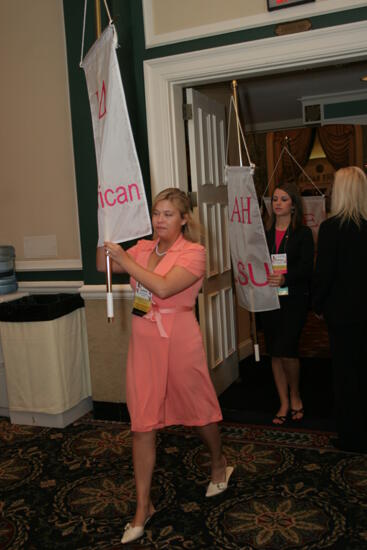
[267,0,315,11]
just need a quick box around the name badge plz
[132,282,152,317]
[271,253,288,296]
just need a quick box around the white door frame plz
[144,20,367,198]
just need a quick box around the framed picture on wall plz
[267,0,315,11]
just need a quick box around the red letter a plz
[96,81,107,119]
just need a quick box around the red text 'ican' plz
[98,183,141,208]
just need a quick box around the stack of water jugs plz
[0,246,18,295]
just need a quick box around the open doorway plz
[190,60,367,430]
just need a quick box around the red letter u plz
[248,262,270,287]
[237,261,249,286]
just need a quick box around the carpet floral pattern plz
[1,416,367,549]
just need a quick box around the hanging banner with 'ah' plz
[226,166,280,312]
[263,195,326,244]
[81,25,151,246]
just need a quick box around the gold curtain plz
[317,125,356,170]
[266,125,363,196]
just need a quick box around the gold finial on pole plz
[231,80,243,167]
[95,0,102,38]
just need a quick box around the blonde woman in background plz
[313,166,367,453]
[97,188,233,544]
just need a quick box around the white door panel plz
[207,290,224,368]
[202,203,219,277]
[217,203,231,273]
[186,88,239,394]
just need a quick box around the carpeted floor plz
[1,415,367,549]
[219,355,336,432]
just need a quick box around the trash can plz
[0,294,92,427]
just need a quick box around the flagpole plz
[231,80,243,166]
[95,0,102,38]
[231,80,259,362]
[95,0,114,323]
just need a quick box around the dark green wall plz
[43,2,367,285]
[324,100,367,120]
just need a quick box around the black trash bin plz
[0,293,84,322]
[0,294,92,427]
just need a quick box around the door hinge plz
[182,103,193,120]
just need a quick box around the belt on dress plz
[144,303,193,338]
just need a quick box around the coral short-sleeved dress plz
[126,234,223,432]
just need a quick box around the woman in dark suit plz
[261,182,314,425]
[313,166,367,453]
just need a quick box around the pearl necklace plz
[155,243,167,257]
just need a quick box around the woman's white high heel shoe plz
[121,516,151,544]
[206,466,234,497]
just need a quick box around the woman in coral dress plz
[97,188,233,544]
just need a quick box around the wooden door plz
[186,88,238,394]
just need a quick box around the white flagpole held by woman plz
[96,0,114,322]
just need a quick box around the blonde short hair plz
[152,188,201,242]
[331,166,367,226]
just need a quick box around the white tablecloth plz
[0,308,91,414]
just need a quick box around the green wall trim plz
[324,100,367,119]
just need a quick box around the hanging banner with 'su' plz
[226,166,279,312]
[81,25,151,246]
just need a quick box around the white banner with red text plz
[263,196,326,244]
[226,166,280,312]
[81,25,151,246]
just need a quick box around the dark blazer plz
[313,216,367,325]
[266,224,314,297]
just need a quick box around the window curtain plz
[266,125,363,196]
[317,125,355,170]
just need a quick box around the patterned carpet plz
[1,415,367,549]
